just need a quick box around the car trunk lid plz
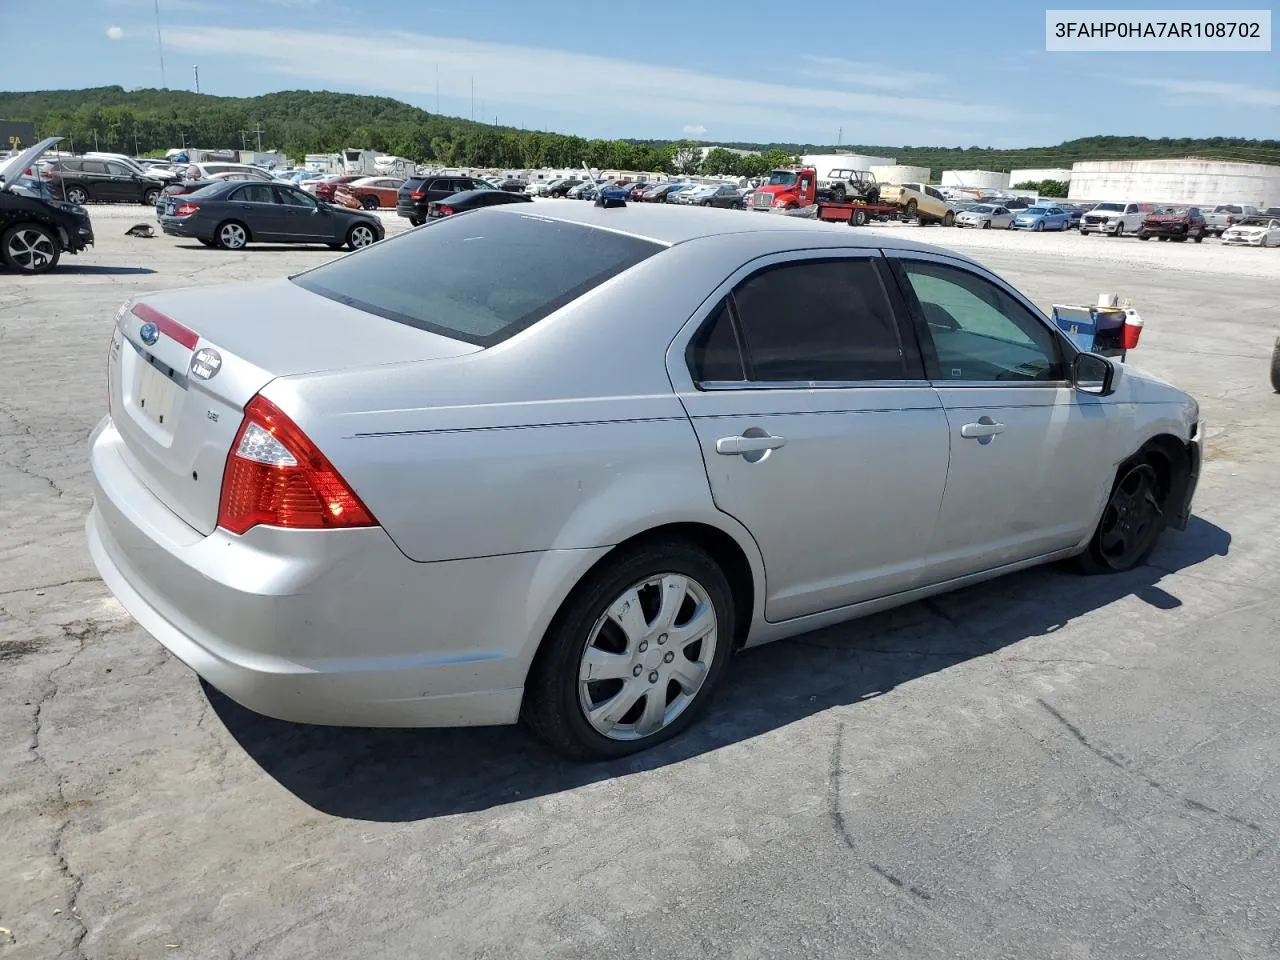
[107,278,480,536]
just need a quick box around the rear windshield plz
[291,209,664,346]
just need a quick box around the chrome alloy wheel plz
[349,224,376,248]
[219,222,247,249]
[5,228,57,271]
[577,573,718,741]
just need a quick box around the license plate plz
[136,361,182,429]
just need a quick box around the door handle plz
[716,434,787,455]
[960,417,1006,439]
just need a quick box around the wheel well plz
[546,523,757,654]
[1134,434,1190,502]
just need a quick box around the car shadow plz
[174,244,344,253]
[50,265,157,275]
[208,516,1231,822]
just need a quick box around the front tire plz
[522,540,735,760]
[830,184,846,202]
[981,219,991,229]
[346,223,377,250]
[943,210,955,227]
[1271,338,1280,393]
[1,223,61,274]
[1073,455,1170,574]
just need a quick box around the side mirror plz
[1072,352,1115,396]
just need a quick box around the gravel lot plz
[2,203,1279,960]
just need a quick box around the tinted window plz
[730,260,905,382]
[900,260,1062,382]
[232,184,276,204]
[81,161,109,175]
[105,162,133,176]
[292,209,663,347]
[276,188,317,208]
[688,301,745,383]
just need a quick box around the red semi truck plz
[750,166,901,225]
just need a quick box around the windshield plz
[766,171,798,187]
[291,209,664,347]
[970,205,995,213]
[1092,203,1124,212]
[1151,206,1184,215]
[1025,206,1053,214]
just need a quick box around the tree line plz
[2,87,1276,178]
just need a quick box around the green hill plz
[2,86,1277,178]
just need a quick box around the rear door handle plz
[960,417,1006,439]
[716,434,787,455]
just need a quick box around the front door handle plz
[960,417,1006,440]
[716,434,787,456]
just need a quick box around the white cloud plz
[158,26,1017,141]
[1127,77,1280,108]
[682,124,707,136]
[797,56,941,91]
[106,25,125,39]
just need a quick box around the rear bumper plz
[86,415,606,727]
[159,217,208,240]
[395,201,426,219]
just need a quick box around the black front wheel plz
[1,223,61,273]
[143,188,161,206]
[1074,457,1169,573]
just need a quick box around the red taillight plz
[174,203,200,218]
[410,190,425,199]
[1226,216,1235,225]
[217,395,377,536]
[437,204,455,217]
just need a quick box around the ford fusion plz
[87,204,1202,760]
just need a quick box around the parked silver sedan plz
[955,203,1013,229]
[87,204,1202,760]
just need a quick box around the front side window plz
[277,188,317,208]
[105,162,133,177]
[718,259,905,383]
[899,260,1063,383]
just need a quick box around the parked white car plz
[1221,217,1280,247]
[87,203,1202,760]
[1079,202,1147,236]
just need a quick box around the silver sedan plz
[955,203,1014,229]
[87,203,1202,760]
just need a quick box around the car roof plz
[483,201,964,256]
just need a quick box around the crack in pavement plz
[1037,698,1265,835]
[827,721,933,903]
[0,577,101,599]
[27,619,107,960]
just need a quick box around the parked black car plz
[44,157,165,207]
[545,178,583,198]
[496,178,527,193]
[426,189,534,219]
[0,137,94,274]
[157,180,383,251]
[396,174,491,225]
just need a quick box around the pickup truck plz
[1079,202,1148,237]
[881,182,954,225]
[1204,203,1259,237]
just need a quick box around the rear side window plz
[688,301,745,383]
[81,161,109,175]
[727,259,906,383]
[291,209,663,347]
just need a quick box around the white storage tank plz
[941,170,1010,191]
[1068,159,1280,206]
[802,153,895,176]
[1009,168,1072,187]
[870,165,931,185]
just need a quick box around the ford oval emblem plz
[190,347,223,381]
[139,322,159,346]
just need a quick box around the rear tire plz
[360,195,378,210]
[522,539,735,761]
[943,210,955,227]
[65,185,88,205]
[1072,454,1171,574]
[1271,338,1280,393]
[214,221,248,250]
[1,223,61,274]
[849,208,866,226]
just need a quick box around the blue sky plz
[1,0,1276,147]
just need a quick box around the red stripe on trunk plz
[132,302,200,350]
